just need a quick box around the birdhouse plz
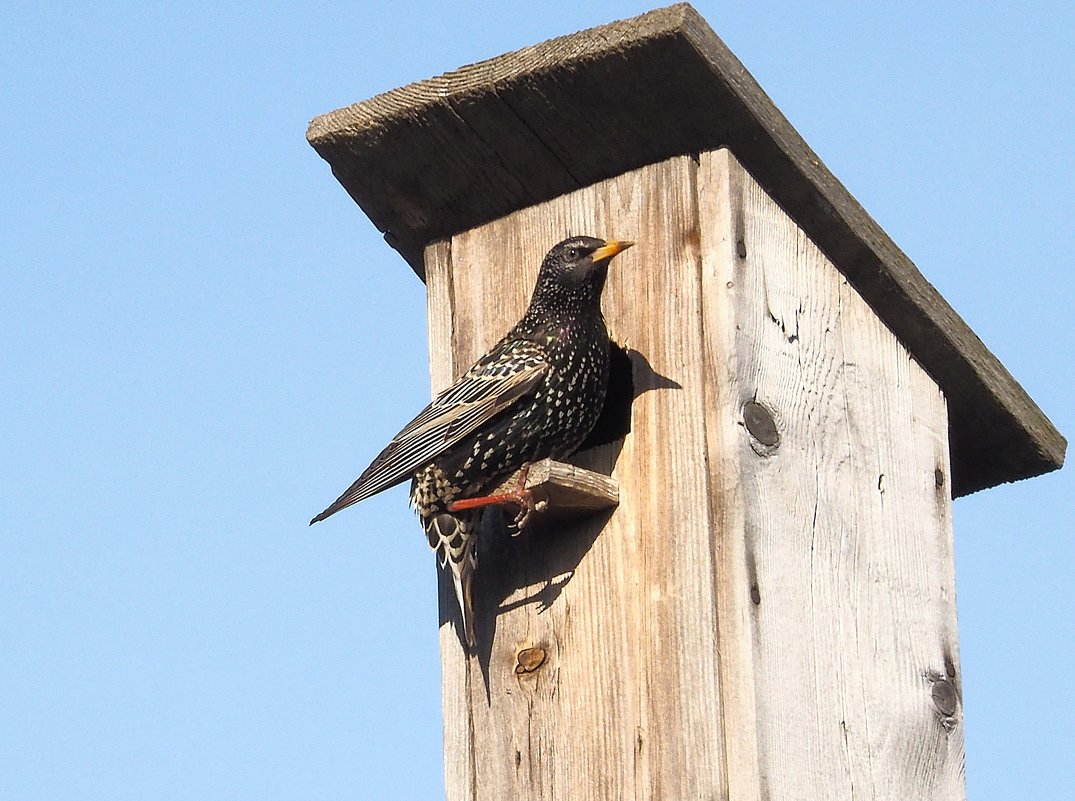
[307,5,1064,800]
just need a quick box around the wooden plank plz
[485,459,619,517]
[308,2,1064,498]
[698,149,965,800]
[428,157,728,800]
[425,240,477,801]
[697,150,764,801]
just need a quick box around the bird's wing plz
[310,340,547,524]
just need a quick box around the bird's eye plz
[568,247,581,260]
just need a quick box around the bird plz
[310,236,633,647]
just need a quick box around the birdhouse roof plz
[306,2,1064,496]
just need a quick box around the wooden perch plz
[487,459,619,518]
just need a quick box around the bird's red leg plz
[447,464,538,529]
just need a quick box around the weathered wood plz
[424,239,475,800]
[700,149,965,800]
[425,152,966,800]
[426,157,726,800]
[308,2,1064,497]
[486,459,619,517]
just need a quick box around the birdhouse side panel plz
[698,149,965,801]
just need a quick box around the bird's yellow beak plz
[591,240,634,262]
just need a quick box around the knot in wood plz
[743,401,780,447]
[931,679,958,718]
[515,646,548,675]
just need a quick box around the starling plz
[310,236,633,647]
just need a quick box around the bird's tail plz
[426,511,479,649]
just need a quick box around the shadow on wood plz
[582,342,683,450]
[470,468,620,698]
[434,346,682,695]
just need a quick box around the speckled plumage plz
[311,236,632,647]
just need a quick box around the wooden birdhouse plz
[306,5,1065,800]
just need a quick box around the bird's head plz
[529,236,633,313]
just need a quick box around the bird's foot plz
[509,496,549,535]
[447,464,542,533]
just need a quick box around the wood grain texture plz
[425,240,478,801]
[426,154,967,800]
[699,150,965,800]
[427,158,727,800]
[308,3,1064,497]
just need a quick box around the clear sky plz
[3,2,1072,799]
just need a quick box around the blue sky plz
[3,2,1072,799]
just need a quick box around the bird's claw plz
[511,492,543,533]
[449,463,547,534]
